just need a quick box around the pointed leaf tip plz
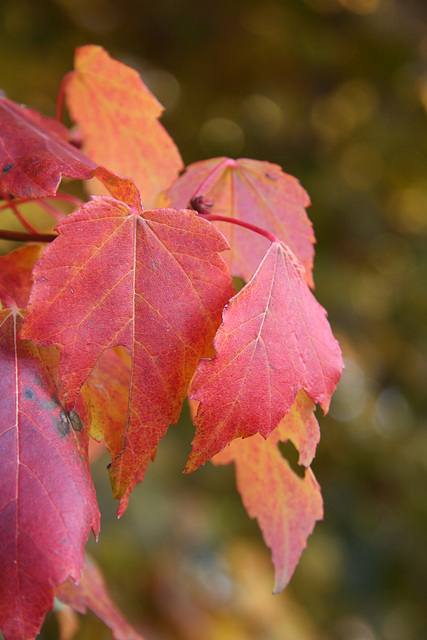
[57,554,146,640]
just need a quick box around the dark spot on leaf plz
[43,394,60,411]
[43,399,60,411]
[24,388,34,399]
[56,409,71,438]
[2,163,13,175]
[265,172,276,181]
[69,410,83,432]
[34,374,43,388]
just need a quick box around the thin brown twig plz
[0,229,57,243]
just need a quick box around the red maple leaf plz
[0,95,96,199]
[187,240,343,472]
[20,191,234,514]
[0,306,100,640]
[0,93,144,209]
[164,157,315,287]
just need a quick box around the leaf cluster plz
[0,46,343,640]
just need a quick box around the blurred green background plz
[1,0,427,638]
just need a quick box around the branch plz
[0,229,57,243]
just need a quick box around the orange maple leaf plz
[65,45,184,208]
[212,392,323,593]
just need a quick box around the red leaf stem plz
[4,196,39,234]
[199,212,279,244]
[0,194,83,213]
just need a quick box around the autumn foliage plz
[0,46,343,639]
